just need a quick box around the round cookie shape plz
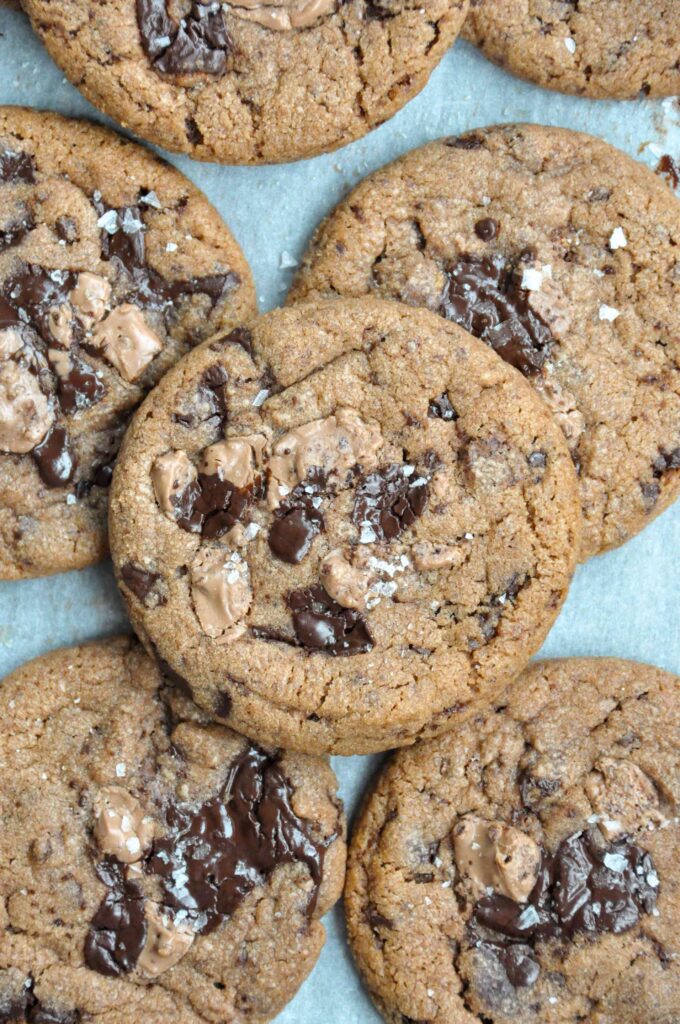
[0,637,345,1023]
[0,107,255,579]
[462,0,680,100]
[346,658,680,1024]
[289,125,680,559]
[20,0,469,166]
[110,298,580,755]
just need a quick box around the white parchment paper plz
[0,9,679,1020]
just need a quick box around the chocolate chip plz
[120,563,167,607]
[0,149,36,184]
[137,0,232,76]
[428,392,458,421]
[84,859,147,977]
[474,218,499,241]
[470,830,659,990]
[354,464,429,542]
[33,425,76,488]
[440,252,553,377]
[287,584,374,656]
[145,745,336,933]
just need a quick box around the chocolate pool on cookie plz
[289,125,680,559]
[346,658,680,1024]
[0,107,255,579]
[0,638,345,1023]
[110,298,581,755]
[20,0,470,165]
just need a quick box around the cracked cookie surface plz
[462,0,680,99]
[346,657,680,1024]
[289,125,680,559]
[20,0,469,165]
[109,298,580,755]
[0,637,345,1023]
[0,106,255,580]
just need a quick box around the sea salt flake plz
[97,210,119,234]
[599,304,621,322]
[279,250,298,269]
[140,190,161,209]
[115,762,126,778]
[603,852,628,873]
[252,389,269,407]
[521,267,545,291]
[609,226,628,250]
[564,37,577,53]
[166,242,178,253]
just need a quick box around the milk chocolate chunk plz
[190,547,252,642]
[137,903,194,977]
[0,359,54,454]
[90,304,163,382]
[440,252,553,377]
[151,450,199,522]
[226,0,337,31]
[453,816,541,903]
[146,744,332,932]
[136,0,232,77]
[287,584,374,655]
[353,464,428,542]
[94,787,154,864]
[319,550,370,610]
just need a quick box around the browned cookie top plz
[346,658,680,1024]
[0,637,345,1024]
[289,125,680,559]
[463,0,680,99]
[20,0,469,165]
[109,298,580,755]
[0,107,255,580]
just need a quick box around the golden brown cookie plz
[346,658,680,1024]
[0,107,255,580]
[109,298,581,755]
[0,637,345,1023]
[20,0,470,165]
[289,125,680,559]
[463,0,680,99]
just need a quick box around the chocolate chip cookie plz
[20,0,469,165]
[0,106,255,579]
[109,298,580,755]
[289,125,680,559]
[0,637,345,1023]
[346,657,680,1024]
[463,1,680,99]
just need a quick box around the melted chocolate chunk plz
[146,745,333,932]
[137,0,232,76]
[440,252,553,377]
[1,265,78,339]
[470,830,659,990]
[0,149,36,184]
[172,469,259,539]
[428,392,458,421]
[53,357,106,416]
[353,464,428,542]
[269,470,326,565]
[474,218,499,242]
[33,426,76,488]
[120,562,167,607]
[97,201,239,321]
[84,859,146,977]
[287,584,374,656]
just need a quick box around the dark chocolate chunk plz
[446,134,484,150]
[268,470,326,564]
[0,211,34,254]
[212,326,254,358]
[120,563,167,607]
[136,0,232,76]
[0,149,36,184]
[84,859,146,977]
[287,584,374,656]
[470,830,659,990]
[4,979,80,1024]
[652,446,680,478]
[440,252,553,377]
[146,744,334,932]
[33,425,76,488]
[474,218,499,241]
[52,356,106,416]
[428,392,458,421]
[353,464,428,542]
[1,265,78,342]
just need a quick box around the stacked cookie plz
[1,0,679,1020]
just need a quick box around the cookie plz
[0,106,255,580]
[0,637,345,1023]
[462,0,680,100]
[20,0,469,166]
[346,657,680,1024]
[289,125,680,559]
[109,297,580,755]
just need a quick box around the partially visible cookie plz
[110,298,580,755]
[463,0,680,99]
[346,658,680,1024]
[289,125,680,559]
[20,0,469,165]
[0,637,345,1023]
[0,107,255,579]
